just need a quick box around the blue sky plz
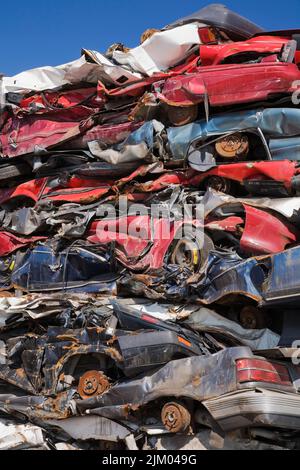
[1,0,300,76]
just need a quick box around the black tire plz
[239,306,269,330]
[170,228,214,272]
[204,176,232,194]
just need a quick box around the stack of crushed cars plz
[1,3,300,451]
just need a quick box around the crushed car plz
[1,3,300,452]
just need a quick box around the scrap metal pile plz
[1,3,300,450]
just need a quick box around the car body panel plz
[205,216,244,233]
[206,203,298,255]
[197,251,266,304]
[68,120,143,149]
[0,164,162,205]
[77,347,253,414]
[87,216,201,271]
[0,325,209,395]
[156,62,300,108]
[200,36,290,66]
[252,29,300,63]
[167,108,300,163]
[240,205,297,254]
[197,245,300,308]
[0,232,46,257]
[0,177,111,205]
[10,244,118,293]
[263,247,300,306]
[136,161,299,195]
[113,298,280,351]
[77,345,300,434]
[269,137,300,161]
[18,88,101,114]
[117,330,204,377]
[0,108,96,158]
[202,188,300,222]
[188,160,299,192]
[203,389,300,432]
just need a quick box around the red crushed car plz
[199,31,300,66]
[133,160,300,198]
[1,160,299,207]
[85,203,298,271]
[155,61,300,110]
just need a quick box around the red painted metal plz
[188,161,300,190]
[0,164,162,205]
[240,205,297,254]
[156,62,300,107]
[130,161,300,193]
[0,232,46,257]
[0,107,96,158]
[205,216,244,233]
[19,88,102,113]
[199,35,290,66]
[87,216,200,271]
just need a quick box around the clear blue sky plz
[2,0,300,76]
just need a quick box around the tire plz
[239,306,269,330]
[204,175,232,194]
[166,104,198,127]
[170,228,214,272]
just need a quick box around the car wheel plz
[77,370,111,400]
[204,176,232,194]
[215,133,249,159]
[170,229,214,271]
[161,401,191,433]
[166,104,198,127]
[239,306,268,330]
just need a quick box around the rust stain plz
[107,336,118,346]
[105,347,123,363]
[192,375,201,387]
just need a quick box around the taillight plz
[141,314,159,325]
[199,27,218,45]
[177,336,192,348]
[236,359,291,386]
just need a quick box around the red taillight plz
[141,314,159,325]
[236,359,291,386]
[199,27,218,45]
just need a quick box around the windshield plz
[165,4,264,40]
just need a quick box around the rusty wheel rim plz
[215,133,249,159]
[161,402,191,433]
[78,371,110,400]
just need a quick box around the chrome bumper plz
[203,389,300,431]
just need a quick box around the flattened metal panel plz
[264,247,300,305]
